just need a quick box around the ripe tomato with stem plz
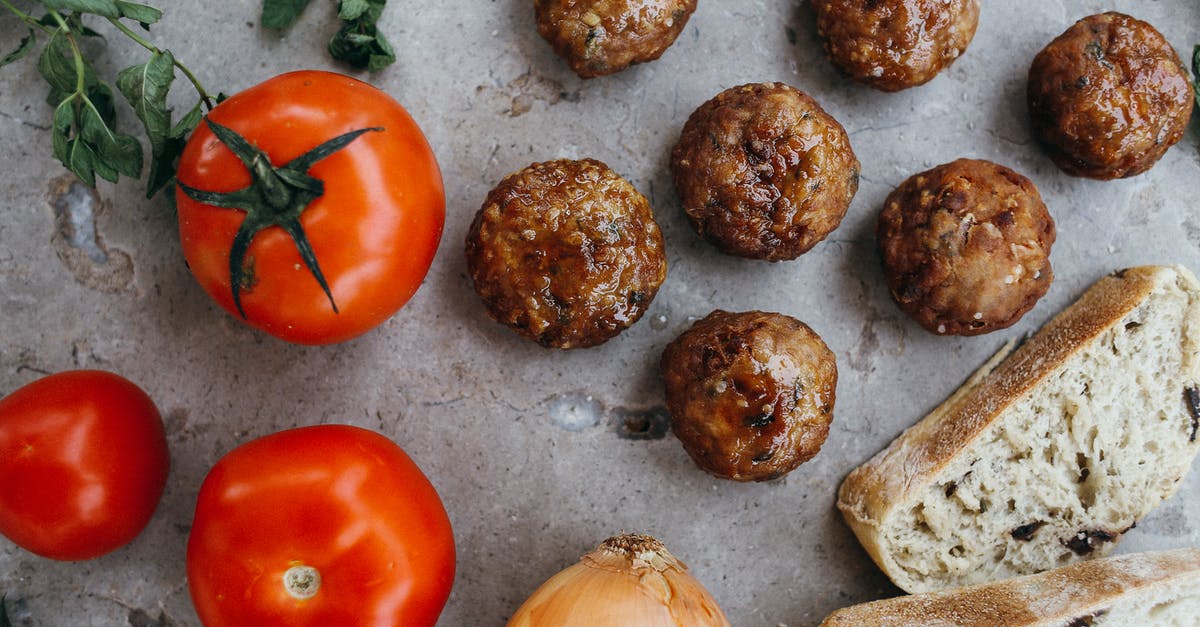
[175,70,445,345]
[186,424,456,626]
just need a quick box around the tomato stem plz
[283,564,322,600]
[177,119,382,318]
[0,0,52,32]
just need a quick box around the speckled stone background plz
[1,1,1199,625]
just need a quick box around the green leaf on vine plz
[173,100,203,137]
[36,13,103,37]
[79,83,143,181]
[261,0,313,29]
[117,51,172,150]
[35,11,143,188]
[42,0,122,19]
[138,98,206,197]
[37,31,78,99]
[4,0,217,194]
[338,0,369,20]
[118,50,190,196]
[328,0,393,71]
[115,1,163,28]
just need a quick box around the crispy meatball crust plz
[670,83,860,261]
[1027,12,1193,179]
[661,310,837,482]
[466,158,667,349]
[877,159,1056,336]
[534,0,697,78]
[813,0,980,92]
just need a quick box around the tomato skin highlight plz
[0,370,169,561]
[187,424,456,627]
[175,70,445,345]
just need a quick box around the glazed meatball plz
[670,83,859,261]
[661,310,837,482]
[1027,12,1193,179]
[813,0,980,92]
[877,159,1055,336]
[466,159,667,349]
[534,0,697,78]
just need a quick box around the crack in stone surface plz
[477,71,581,117]
[48,177,135,293]
[545,392,671,440]
[0,109,51,132]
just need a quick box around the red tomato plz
[175,70,445,345]
[187,425,455,626]
[0,370,169,561]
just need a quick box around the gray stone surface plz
[1,1,1199,625]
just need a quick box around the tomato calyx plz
[178,119,382,318]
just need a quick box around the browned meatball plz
[878,159,1056,336]
[670,83,859,261]
[661,310,837,482]
[466,159,667,349]
[1027,12,1193,179]
[813,0,980,92]
[534,0,697,78]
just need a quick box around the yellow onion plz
[507,533,731,626]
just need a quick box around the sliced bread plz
[837,265,1200,593]
[820,548,1200,626]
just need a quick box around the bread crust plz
[837,265,1200,592]
[821,548,1200,626]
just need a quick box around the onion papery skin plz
[507,534,730,627]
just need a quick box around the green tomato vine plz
[0,0,396,198]
[1,0,217,197]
